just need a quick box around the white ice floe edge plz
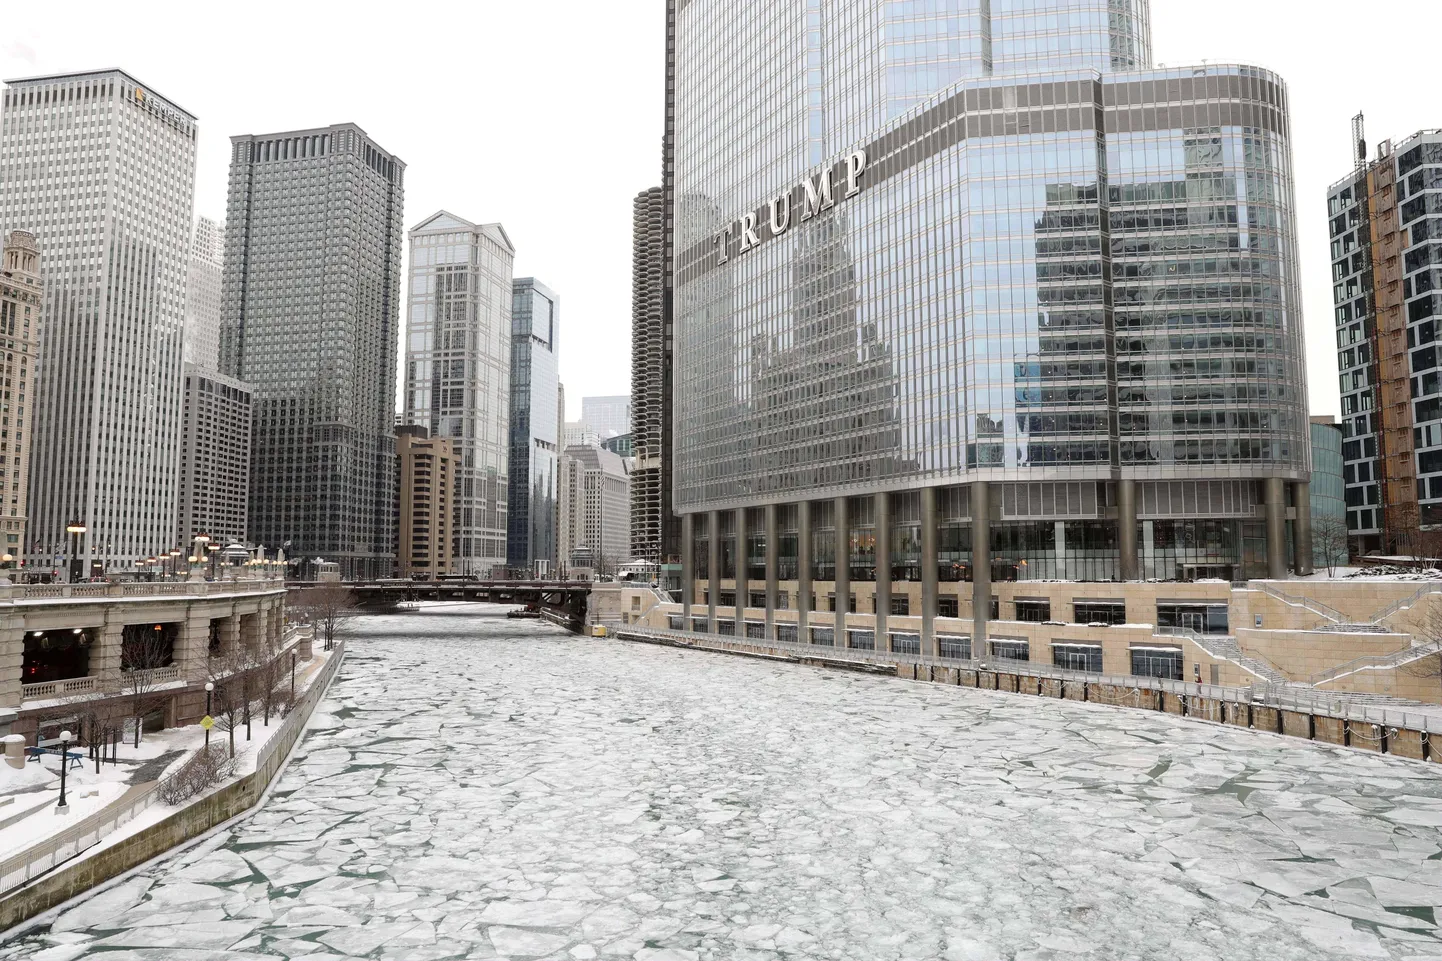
[0,645,348,945]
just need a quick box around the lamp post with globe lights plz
[65,522,86,583]
[56,730,72,812]
[204,681,214,752]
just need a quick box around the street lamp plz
[168,548,181,580]
[56,730,72,812]
[204,681,214,752]
[0,553,13,587]
[290,650,297,699]
[65,522,86,583]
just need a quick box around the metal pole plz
[205,685,213,752]
[291,652,296,699]
[57,734,69,810]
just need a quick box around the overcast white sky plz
[2,1,1438,421]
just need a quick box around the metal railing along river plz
[615,627,1442,736]
[0,626,335,897]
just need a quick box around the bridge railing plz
[1,578,285,603]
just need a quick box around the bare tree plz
[119,627,174,747]
[1312,514,1350,578]
[204,650,253,759]
[292,582,359,651]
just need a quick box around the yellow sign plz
[199,715,214,730]
[135,87,145,104]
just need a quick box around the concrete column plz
[834,496,850,646]
[222,613,241,656]
[1053,521,1067,580]
[240,612,263,652]
[874,492,891,651]
[95,617,124,678]
[1118,478,1138,581]
[920,487,938,657]
[797,501,812,643]
[0,623,24,708]
[734,508,748,637]
[1293,481,1314,576]
[764,504,778,640]
[707,510,721,632]
[971,482,991,660]
[175,613,210,674]
[681,513,695,630]
[1264,477,1287,580]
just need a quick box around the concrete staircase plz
[1163,628,1289,685]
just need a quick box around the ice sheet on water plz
[8,608,1442,960]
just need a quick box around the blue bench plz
[25,747,83,770]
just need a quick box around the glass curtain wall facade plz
[1,70,197,573]
[673,1,1311,648]
[220,123,404,581]
[507,278,560,572]
[403,212,514,576]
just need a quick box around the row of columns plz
[679,480,1315,650]
[1,595,289,709]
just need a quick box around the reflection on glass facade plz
[673,0,1308,589]
[403,213,515,576]
[507,279,559,571]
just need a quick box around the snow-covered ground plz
[5,601,1442,959]
[0,644,335,876]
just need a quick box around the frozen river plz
[6,604,1442,960]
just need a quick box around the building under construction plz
[1329,121,1442,555]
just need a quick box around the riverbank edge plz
[613,629,1440,762]
[0,641,347,934]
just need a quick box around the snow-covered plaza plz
[5,602,1442,960]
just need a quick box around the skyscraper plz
[1329,129,1442,556]
[558,444,630,573]
[401,212,514,576]
[185,215,224,369]
[630,0,683,573]
[580,395,631,439]
[507,278,560,573]
[0,231,41,559]
[0,70,197,571]
[396,425,456,579]
[671,1,1310,650]
[177,364,252,547]
[220,124,404,580]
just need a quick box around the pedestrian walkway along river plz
[4,602,1442,959]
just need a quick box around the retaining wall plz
[618,631,1438,765]
[0,644,346,932]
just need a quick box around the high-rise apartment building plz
[630,0,683,572]
[0,231,41,558]
[396,425,456,579]
[220,124,404,581]
[631,186,671,567]
[580,395,631,439]
[558,444,630,572]
[1328,129,1442,556]
[177,364,252,546]
[507,278,560,573]
[401,212,514,576]
[1,70,197,571]
[184,215,224,369]
[672,1,1311,651]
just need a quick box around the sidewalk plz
[0,643,337,894]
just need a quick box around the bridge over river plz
[4,601,1441,959]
